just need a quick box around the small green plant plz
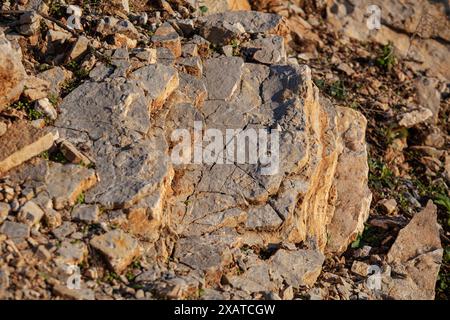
[329,80,347,100]
[48,0,65,18]
[351,225,385,249]
[368,158,395,189]
[351,234,362,249]
[199,5,209,14]
[38,63,52,72]
[376,42,397,70]
[10,99,44,120]
[126,270,136,282]
[104,271,120,283]
[434,193,450,213]
[229,39,241,56]
[49,150,68,164]
[313,79,347,100]
[313,78,325,90]
[48,93,59,106]
[40,151,50,160]
[385,126,408,145]
[76,193,85,205]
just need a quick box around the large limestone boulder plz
[3,10,372,291]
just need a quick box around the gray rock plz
[37,67,72,97]
[382,201,443,300]
[245,204,283,231]
[243,36,287,64]
[56,241,88,265]
[72,204,100,223]
[131,64,179,109]
[199,11,284,45]
[52,222,76,240]
[270,249,325,287]
[415,76,441,124]
[0,221,30,241]
[134,48,157,64]
[17,200,44,226]
[399,107,433,127]
[177,56,203,77]
[227,263,281,293]
[55,76,173,210]
[19,11,41,36]
[45,163,97,210]
[90,230,141,274]
[68,36,90,61]
[152,22,182,58]
[203,56,244,100]
[174,232,239,272]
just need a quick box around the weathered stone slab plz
[45,163,97,210]
[325,107,372,255]
[382,201,443,300]
[0,121,57,176]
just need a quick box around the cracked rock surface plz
[5,3,432,300]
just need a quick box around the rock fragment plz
[58,140,92,166]
[0,221,30,241]
[399,107,433,128]
[17,200,44,226]
[199,11,285,45]
[0,203,9,223]
[382,201,443,300]
[72,204,99,223]
[45,163,97,210]
[19,11,41,36]
[351,261,370,277]
[152,22,182,58]
[243,35,286,64]
[90,230,141,274]
[270,249,325,287]
[23,76,51,102]
[35,98,58,120]
[325,107,372,255]
[379,199,397,215]
[37,67,73,97]
[57,241,88,265]
[0,33,27,111]
[131,64,180,109]
[0,121,57,176]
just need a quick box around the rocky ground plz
[0,0,448,300]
